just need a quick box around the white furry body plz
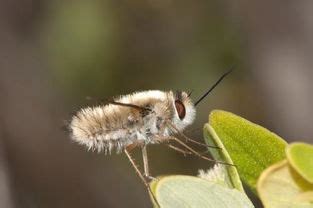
[70,90,196,153]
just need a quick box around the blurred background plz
[0,0,313,207]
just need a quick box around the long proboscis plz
[194,67,234,106]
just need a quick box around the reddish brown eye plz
[175,100,186,120]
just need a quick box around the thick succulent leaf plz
[206,110,287,193]
[257,160,313,208]
[151,175,254,208]
[287,143,313,184]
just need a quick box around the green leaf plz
[203,124,244,192]
[257,160,313,208]
[206,110,287,193]
[287,143,313,184]
[151,175,254,208]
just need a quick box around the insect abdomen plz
[70,105,141,153]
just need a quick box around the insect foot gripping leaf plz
[204,110,287,193]
[150,175,254,208]
[257,160,313,208]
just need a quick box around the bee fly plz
[69,69,233,206]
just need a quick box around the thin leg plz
[170,136,235,166]
[167,121,221,150]
[141,145,150,177]
[124,149,160,207]
[185,136,221,149]
[167,144,192,156]
[167,144,209,156]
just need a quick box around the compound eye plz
[175,100,186,120]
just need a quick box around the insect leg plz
[167,143,210,156]
[167,144,193,156]
[184,136,221,149]
[170,136,235,166]
[167,122,221,149]
[141,145,151,178]
[165,121,235,166]
[124,149,160,207]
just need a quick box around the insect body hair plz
[70,90,196,153]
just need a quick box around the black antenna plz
[194,66,234,106]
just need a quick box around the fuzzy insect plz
[69,69,233,206]
[70,90,196,154]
